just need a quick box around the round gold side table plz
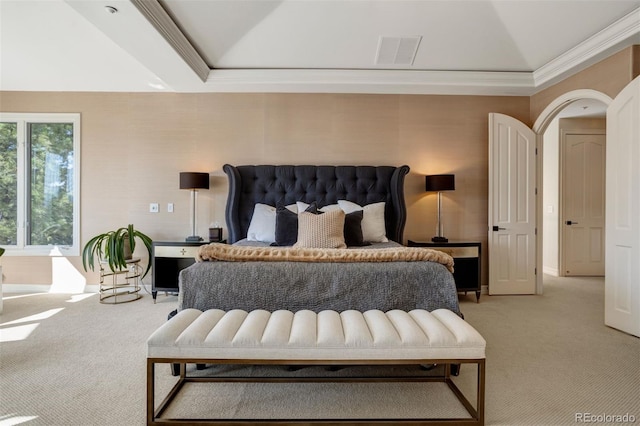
[99,258,142,304]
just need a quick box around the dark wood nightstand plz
[152,241,215,303]
[408,240,482,302]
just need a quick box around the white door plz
[605,76,640,337]
[562,133,606,276]
[488,113,537,294]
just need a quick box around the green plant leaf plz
[81,224,153,279]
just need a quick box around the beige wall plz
[0,91,529,287]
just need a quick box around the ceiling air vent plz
[375,36,422,66]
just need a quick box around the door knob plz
[566,220,578,225]
[492,226,506,231]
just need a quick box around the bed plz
[177,164,461,315]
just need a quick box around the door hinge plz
[535,267,537,275]
[535,228,537,235]
[535,187,538,195]
[535,148,538,155]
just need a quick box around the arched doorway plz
[532,90,612,133]
[532,90,612,293]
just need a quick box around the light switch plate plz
[167,203,174,213]
[149,203,159,213]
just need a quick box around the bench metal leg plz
[147,358,485,425]
[171,362,206,375]
[146,359,155,423]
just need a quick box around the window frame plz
[0,112,81,257]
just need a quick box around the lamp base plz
[185,235,204,242]
[431,236,449,243]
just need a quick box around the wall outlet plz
[149,203,159,213]
[167,203,174,213]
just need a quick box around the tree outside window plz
[0,122,17,246]
[0,113,80,255]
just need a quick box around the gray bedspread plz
[178,242,460,315]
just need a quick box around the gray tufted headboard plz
[223,164,410,244]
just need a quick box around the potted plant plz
[82,224,153,279]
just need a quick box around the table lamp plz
[180,172,210,242]
[425,174,455,242]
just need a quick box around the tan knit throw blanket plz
[196,243,454,273]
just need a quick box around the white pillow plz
[247,203,296,243]
[296,201,341,213]
[337,200,388,243]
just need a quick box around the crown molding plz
[201,69,535,96]
[533,7,640,89]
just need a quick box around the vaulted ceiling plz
[1,0,639,95]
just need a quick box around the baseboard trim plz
[1,284,100,294]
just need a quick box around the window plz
[0,113,80,256]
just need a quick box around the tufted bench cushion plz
[147,308,485,361]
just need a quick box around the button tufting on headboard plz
[223,164,410,244]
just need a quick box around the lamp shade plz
[180,172,210,190]
[425,174,455,192]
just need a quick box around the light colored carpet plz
[0,275,638,425]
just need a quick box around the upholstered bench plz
[147,308,486,425]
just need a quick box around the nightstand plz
[408,240,481,302]
[152,241,211,303]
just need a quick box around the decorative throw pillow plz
[247,203,296,243]
[274,206,298,246]
[337,200,388,243]
[343,210,368,247]
[296,201,366,246]
[273,203,319,246]
[294,209,347,249]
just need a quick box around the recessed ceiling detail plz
[375,36,422,66]
[2,1,639,94]
[130,0,209,82]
